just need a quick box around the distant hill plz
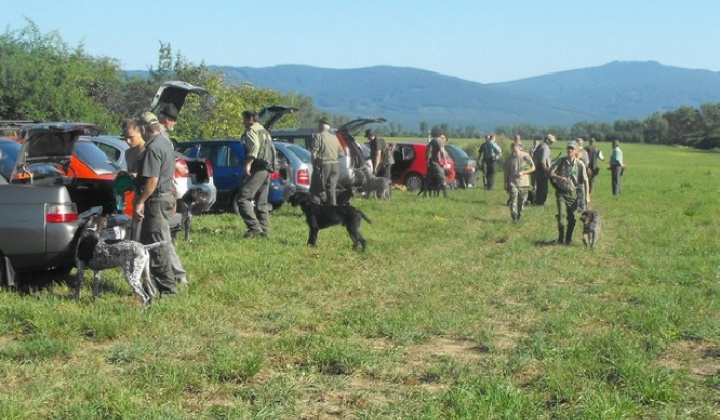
[134,61,720,130]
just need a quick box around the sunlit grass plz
[0,143,717,418]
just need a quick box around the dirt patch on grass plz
[656,339,720,378]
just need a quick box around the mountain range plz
[207,61,720,130]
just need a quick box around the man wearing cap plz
[503,141,535,222]
[531,134,556,205]
[239,110,275,238]
[365,129,390,178]
[133,111,178,295]
[310,117,345,205]
[548,140,589,245]
[155,102,189,284]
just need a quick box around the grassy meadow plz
[0,142,718,419]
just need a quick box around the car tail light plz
[297,168,310,186]
[270,171,280,180]
[46,203,78,223]
[204,158,214,178]
[174,158,190,178]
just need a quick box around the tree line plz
[2,22,719,150]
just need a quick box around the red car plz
[390,142,455,191]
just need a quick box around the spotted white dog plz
[75,215,165,306]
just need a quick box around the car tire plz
[405,173,424,192]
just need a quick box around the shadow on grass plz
[533,239,562,247]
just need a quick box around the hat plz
[567,140,579,150]
[159,103,179,120]
[364,129,375,138]
[136,111,159,126]
[430,127,441,137]
[545,134,556,143]
[318,117,330,125]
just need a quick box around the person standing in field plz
[478,134,502,190]
[133,111,178,295]
[532,134,556,205]
[585,137,604,194]
[310,117,345,205]
[575,138,590,212]
[528,138,542,204]
[366,129,391,178]
[503,141,535,222]
[154,102,190,285]
[549,140,588,245]
[610,139,625,196]
[238,110,275,238]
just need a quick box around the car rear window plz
[286,144,311,162]
[74,141,121,175]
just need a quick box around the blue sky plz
[3,0,717,84]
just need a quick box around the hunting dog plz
[359,167,391,199]
[580,210,601,249]
[175,188,208,242]
[75,215,165,306]
[290,195,371,252]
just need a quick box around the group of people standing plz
[479,133,625,245]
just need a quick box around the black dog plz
[290,195,371,251]
[580,210,601,249]
[175,188,208,242]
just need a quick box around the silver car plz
[88,135,217,214]
[273,141,312,201]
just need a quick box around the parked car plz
[88,135,217,215]
[0,137,21,181]
[390,142,456,191]
[176,139,284,212]
[0,123,132,285]
[271,117,386,194]
[273,141,311,202]
[444,143,477,189]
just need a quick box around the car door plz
[196,142,245,203]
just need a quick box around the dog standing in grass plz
[580,210,601,249]
[75,215,164,306]
[290,195,371,252]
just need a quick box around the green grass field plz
[0,142,718,419]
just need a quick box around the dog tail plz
[359,211,372,224]
[142,241,168,251]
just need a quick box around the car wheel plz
[405,173,424,192]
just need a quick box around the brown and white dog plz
[75,215,165,306]
[580,210,601,249]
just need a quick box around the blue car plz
[177,140,284,212]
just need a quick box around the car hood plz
[150,81,209,117]
[16,123,106,169]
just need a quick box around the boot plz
[565,221,576,246]
[557,225,565,244]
